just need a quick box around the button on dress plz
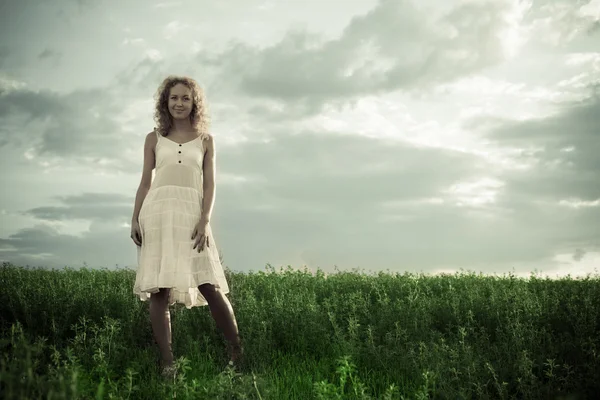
[133,129,229,309]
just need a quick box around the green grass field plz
[1,261,598,399]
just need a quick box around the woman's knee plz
[198,283,217,298]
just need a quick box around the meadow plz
[1,260,599,399]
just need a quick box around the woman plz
[130,75,244,379]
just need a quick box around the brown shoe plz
[231,346,247,371]
[160,362,177,382]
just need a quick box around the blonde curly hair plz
[153,75,211,141]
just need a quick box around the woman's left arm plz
[200,134,215,225]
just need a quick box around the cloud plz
[0,123,485,272]
[195,125,599,269]
[4,107,596,275]
[482,90,600,198]
[0,78,151,173]
[0,86,66,124]
[20,193,133,222]
[573,248,586,261]
[2,0,598,277]
[153,2,183,9]
[564,52,600,67]
[37,49,62,69]
[0,222,141,271]
[38,49,61,61]
[209,0,527,113]
[2,69,597,275]
[121,38,146,47]
[77,0,539,132]
[527,0,600,46]
[462,86,600,255]
[163,21,190,40]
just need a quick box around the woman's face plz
[168,83,193,120]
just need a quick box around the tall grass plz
[1,260,598,399]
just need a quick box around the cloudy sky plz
[0,0,599,280]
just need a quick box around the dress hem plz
[133,279,230,309]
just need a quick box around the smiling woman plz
[152,76,211,141]
[129,75,245,378]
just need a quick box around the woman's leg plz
[150,288,174,368]
[198,283,243,362]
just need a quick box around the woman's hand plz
[131,220,142,246]
[191,220,210,252]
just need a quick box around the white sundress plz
[133,129,229,309]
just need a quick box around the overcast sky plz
[0,0,599,280]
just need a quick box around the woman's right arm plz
[131,131,157,223]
